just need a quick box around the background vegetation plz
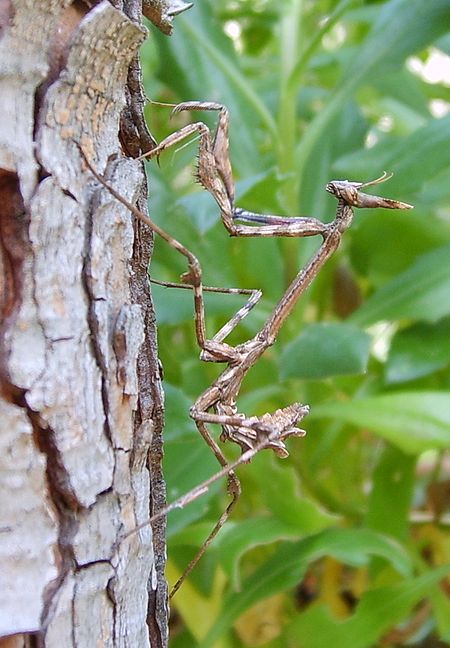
[141,1,450,645]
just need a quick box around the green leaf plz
[348,210,450,288]
[237,168,286,214]
[386,318,450,383]
[350,245,450,326]
[153,2,276,176]
[217,517,301,590]
[198,528,413,647]
[345,0,450,78]
[280,323,371,380]
[285,565,450,648]
[370,69,431,120]
[418,167,450,206]
[334,112,450,194]
[163,383,193,441]
[217,460,337,588]
[430,585,450,642]
[365,446,415,542]
[178,190,219,234]
[311,391,450,454]
[163,384,221,536]
[165,437,221,537]
[152,280,197,326]
[252,458,338,531]
[295,0,450,188]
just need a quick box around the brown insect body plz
[82,102,413,597]
[326,173,413,210]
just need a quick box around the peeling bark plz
[142,0,193,35]
[0,1,167,645]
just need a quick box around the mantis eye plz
[325,181,359,205]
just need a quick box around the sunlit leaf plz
[285,565,450,648]
[311,391,450,454]
[216,464,337,588]
[334,112,450,193]
[251,458,338,530]
[199,528,413,647]
[295,0,450,186]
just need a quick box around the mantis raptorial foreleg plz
[81,100,412,598]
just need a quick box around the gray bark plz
[0,1,167,646]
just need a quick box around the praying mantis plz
[82,101,412,598]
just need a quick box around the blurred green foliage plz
[140,0,450,645]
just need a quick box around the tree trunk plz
[0,1,168,645]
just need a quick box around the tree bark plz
[0,1,167,645]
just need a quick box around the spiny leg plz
[170,101,235,206]
[79,148,253,590]
[154,101,240,233]
[162,103,330,239]
[169,418,241,599]
[150,278,262,348]
[168,384,309,595]
[81,117,413,596]
[167,105,411,241]
[170,176,414,597]
[258,177,413,345]
[139,101,334,240]
[137,108,236,229]
[138,121,209,162]
[80,147,224,354]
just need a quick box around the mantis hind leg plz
[169,418,241,599]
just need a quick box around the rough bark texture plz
[142,0,193,35]
[0,1,167,645]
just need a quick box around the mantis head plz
[326,172,413,210]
